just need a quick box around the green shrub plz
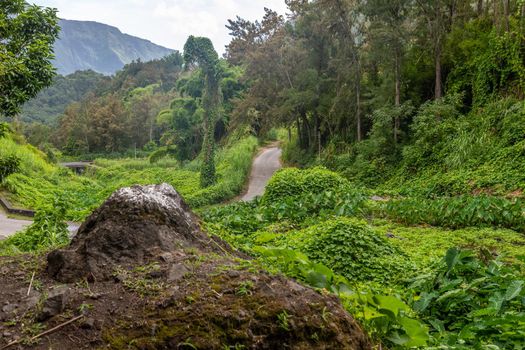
[0,122,11,138]
[0,154,21,183]
[410,248,525,349]
[283,217,414,284]
[262,166,350,203]
[148,147,170,164]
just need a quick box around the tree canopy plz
[0,0,59,117]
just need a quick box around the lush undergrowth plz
[1,135,258,221]
[290,98,525,200]
[201,166,525,349]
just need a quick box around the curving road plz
[242,146,282,202]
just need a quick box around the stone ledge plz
[0,196,35,218]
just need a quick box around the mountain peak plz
[54,19,174,75]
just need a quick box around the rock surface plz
[47,184,225,282]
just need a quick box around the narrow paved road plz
[242,147,282,202]
[0,210,31,240]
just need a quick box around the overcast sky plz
[30,0,289,54]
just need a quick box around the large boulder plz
[47,183,227,282]
[40,183,371,349]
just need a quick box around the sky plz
[30,0,289,54]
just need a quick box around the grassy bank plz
[1,135,258,221]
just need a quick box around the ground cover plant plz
[201,166,525,349]
[381,195,525,233]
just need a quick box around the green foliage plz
[0,0,59,117]
[206,167,368,226]
[447,21,525,105]
[0,154,21,183]
[410,248,525,349]
[0,122,11,138]
[283,218,414,284]
[383,195,525,232]
[372,221,525,269]
[262,166,350,203]
[186,136,258,207]
[1,198,69,252]
[148,147,171,164]
[19,70,106,124]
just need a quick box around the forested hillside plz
[20,70,107,124]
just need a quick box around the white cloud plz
[30,0,289,54]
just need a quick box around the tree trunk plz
[435,44,442,100]
[394,49,401,144]
[356,58,362,142]
[434,0,443,100]
[503,0,510,32]
[477,0,483,16]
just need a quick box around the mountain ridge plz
[53,19,175,75]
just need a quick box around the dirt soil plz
[0,184,371,349]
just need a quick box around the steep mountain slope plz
[53,19,174,75]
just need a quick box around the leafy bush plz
[148,147,170,164]
[282,218,414,284]
[202,183,368,239]
[0,122,11,138]
[262,166,350,203]
[0,154,21,183]
[383,195,525,232]
[1,199,69,252]
[409,248,525,349]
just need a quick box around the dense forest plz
[1,0,525,349]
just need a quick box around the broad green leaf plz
[445,247,461,272]
[399,316,430,347]
[504,280,524,301]
[373,295,408,316]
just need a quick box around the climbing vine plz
[183,36,222,187]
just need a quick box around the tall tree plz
[183,36,221,187]
[364,0,412,143]
[0,0,59,117]
[416,0,457,100]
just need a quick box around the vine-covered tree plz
[0,0,59,117]
[183,36,222,187]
